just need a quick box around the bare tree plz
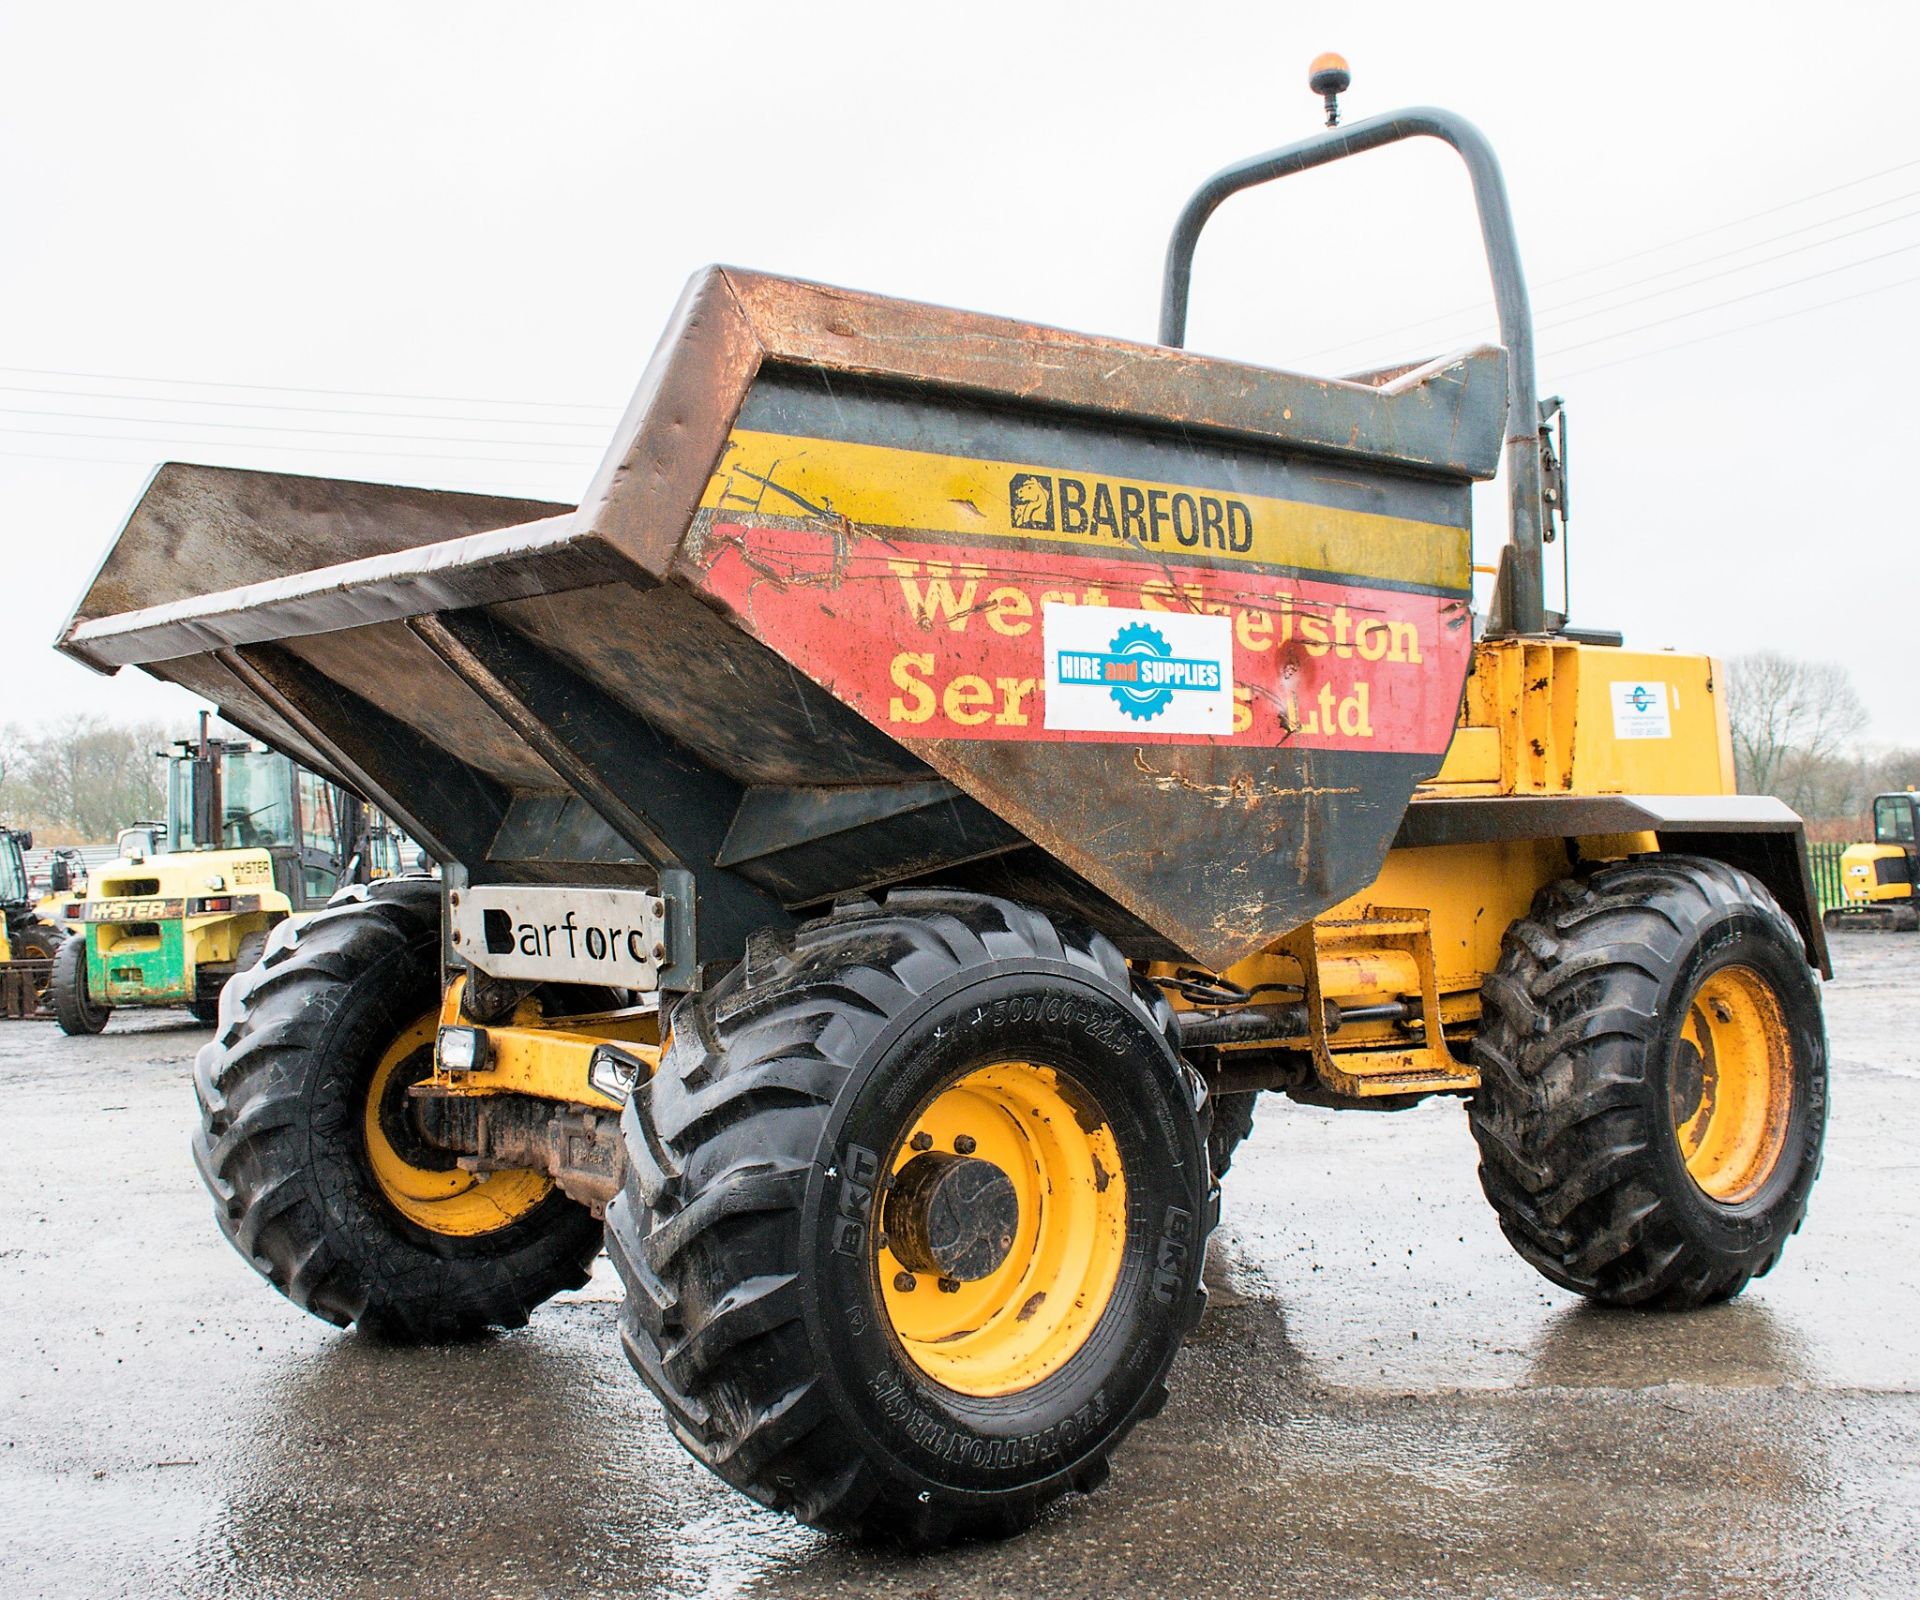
[1,719,175,842]
[0,724,23,797]
[1725,652,1869,816]
[1863,746,1920,799]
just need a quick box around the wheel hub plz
[1671,964,1792,1204]
[361,1010,552,1236]
[884,1152,1019,1282]
[875,1059,1129,1397]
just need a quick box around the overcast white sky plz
[4,2,1917,743]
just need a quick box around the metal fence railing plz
[1807,840,1848,915]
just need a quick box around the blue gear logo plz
[1107,622,1174,721]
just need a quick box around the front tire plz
[606,890,1215,1545]
[51,934,109,1035]
[12,921,61,1013]
[192,879,602,1340]
[1469,855,1827,1309]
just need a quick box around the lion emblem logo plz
[1008,473,1055,531]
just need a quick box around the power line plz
[0,361,619,415]
[1533,196,1920,327]
[1544,270,1920,381]
[1542,236,1920,358]
[0,442,579,498]
[1339,225,1920,381]
[0,422,601,471]
[1534,155,1920,288]
[1296,153,1920,364]
[0,403,599,453]
[0,380,608,430]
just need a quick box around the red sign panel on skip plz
[697,523,1469,753]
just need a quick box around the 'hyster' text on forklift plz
[50,716,389,1034]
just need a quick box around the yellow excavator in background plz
[1828,792,1919,931]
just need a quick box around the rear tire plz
[51,934,109,1035]
[12,922,61,1012]
[14,921,61,962]
[1469,855,1827,1309]
[1208,1091,1259,1179]
[607,890,1216,1545]
[192,879,602,1340]
[195,927,274,1025]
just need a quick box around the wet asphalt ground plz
[3,929,1917,1599]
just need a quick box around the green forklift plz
[51,716,383,1033]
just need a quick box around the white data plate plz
[449,884,666,988]
[1609,680,1673,740]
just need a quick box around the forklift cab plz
[166,736,367,909]
[0,829,29,916]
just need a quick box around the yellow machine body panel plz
[1426,640,1733,797]
[1839,842,1913,907]
[1165,638,1761,1096]
[82,847,293,1006]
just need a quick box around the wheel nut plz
[953,1134,977,1154]
[894,1272,917,1292]
[910,1132,933,1152]
[938,1276,960,1294]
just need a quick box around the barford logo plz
[1008,473,1055,530]
[1008,469,1253,551]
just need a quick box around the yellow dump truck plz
[57,63,1829,1547]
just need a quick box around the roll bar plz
[1159,106,1547,636]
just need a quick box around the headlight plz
[437,1025,489,1074]
[588,1044,646,1103]
[205,873,227,891]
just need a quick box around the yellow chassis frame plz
[426,977,661,1111]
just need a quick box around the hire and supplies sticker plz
[1042,603,1234,735]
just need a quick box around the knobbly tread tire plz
[1208,1091,1259,1179]
[1468,854,1827,1310]
[14,921,62,962]
[12,921,61,1013]
[233,928,271,974]
[192,877,602,1341]
[607,889,1216,1546]
[51,933,108,1035]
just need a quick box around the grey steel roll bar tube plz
[1159,107,1546,637]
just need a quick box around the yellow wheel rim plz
[876,1060,1127,1398]
[361,1011,552,1237]
[1670,965,1793,1204]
